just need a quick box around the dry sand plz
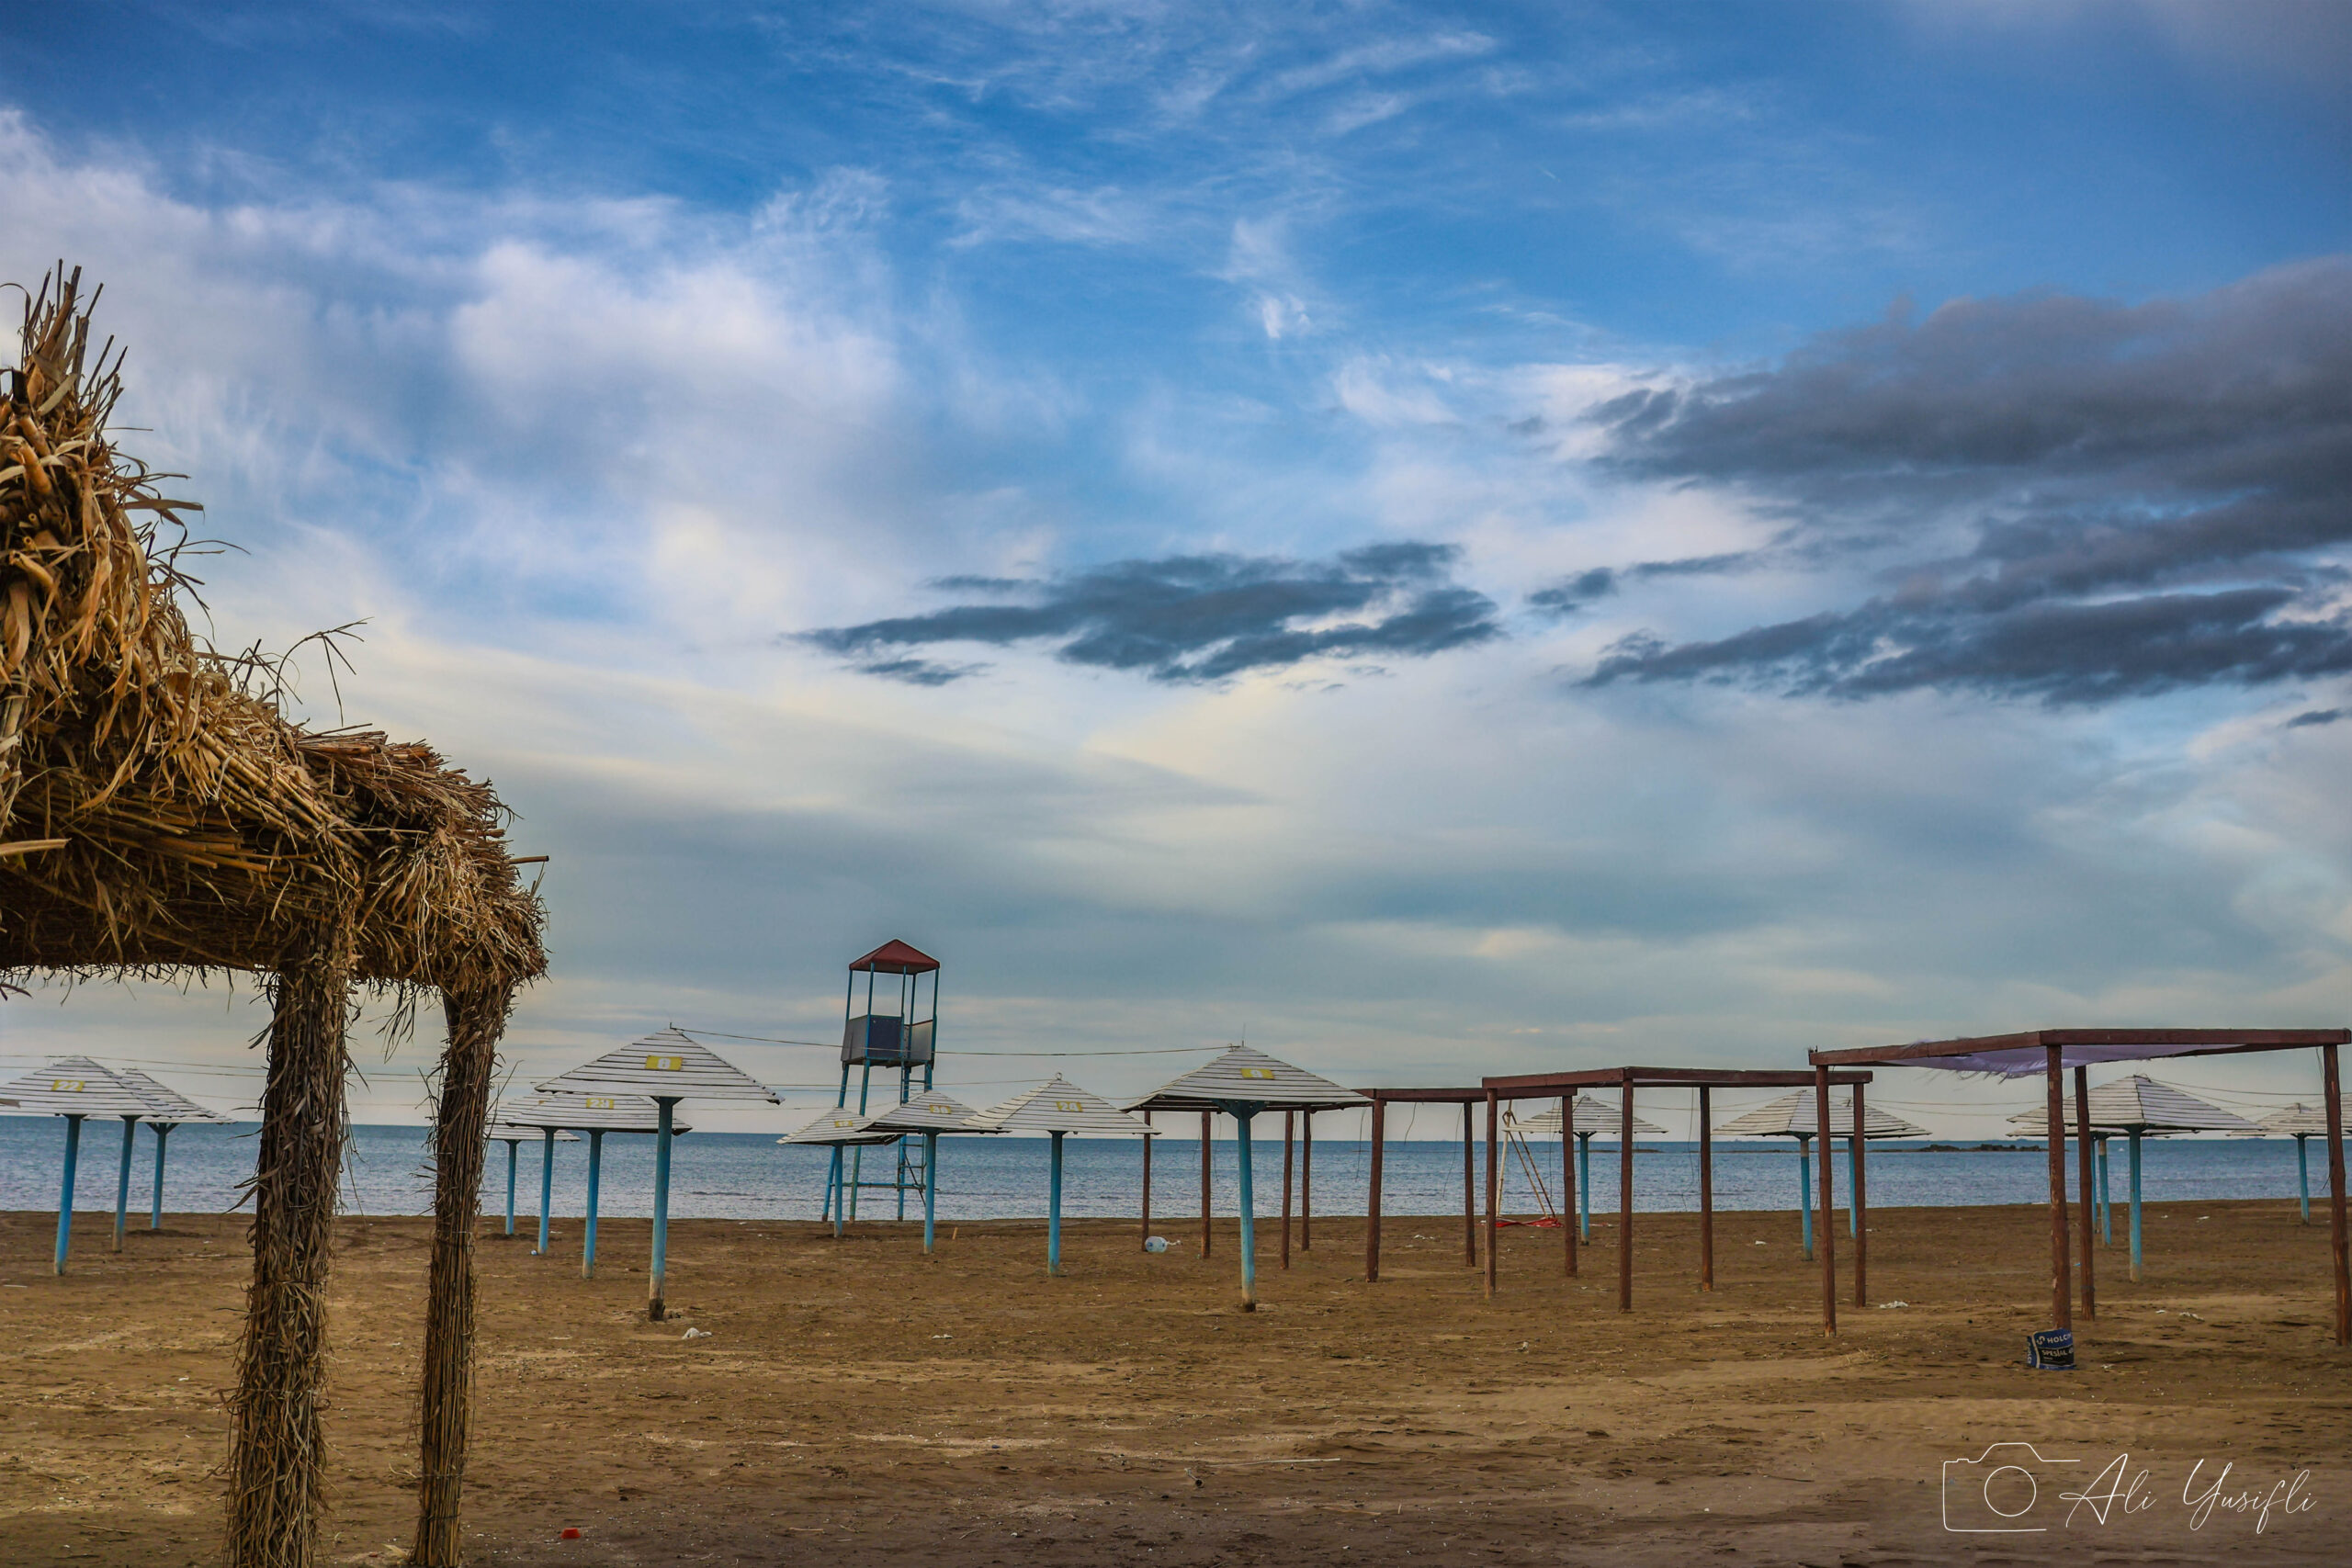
[1,1199,2345,1565]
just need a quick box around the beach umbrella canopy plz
[113,1068,233,1233]
[537,1028,775,1315]
[1118,1044,1369,1115]
[2001,1075,2259,1135]
[786,1091,1000,1251]
[0,1055,172,1271]
[1717,1090,1928,1140]
[1123,1047,1362,1308]
[971,1077,1153,1275]
[1510,1095,1667,1137]
[2004,1076,2256,1281]
[498,1094,690,1269]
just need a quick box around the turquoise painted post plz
[1047,1131,1065,1275]
[149,1123,173,1229]
[648,1097,675,1321]
[54,1114,85,1275]
[582,1129,605,1279]
[1846,1136,1860,1238]
[2297,1134,2311,1224]
[1577,1133,1592,1240]
[2098,1137,2112,1245]
[112,1115,141,1252]
[922,1131,940,1254]
[2128,1129,2143,1283]
[536,1127,557,1256]
[828,1146,844,1238]
[503,1140,518,1235]
[1798,1135,1815,1260]
[1235,1108,1260,1309]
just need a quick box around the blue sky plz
[1,2,2346,1134]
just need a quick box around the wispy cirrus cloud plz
[802,541,1500,683]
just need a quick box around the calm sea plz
[0,1117,2324,1226]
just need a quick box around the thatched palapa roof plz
[0,267,544,993]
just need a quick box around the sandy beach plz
[2,1197,2345,1565]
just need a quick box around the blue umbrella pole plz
[1577,1134,1592,1240]
[1235,1109,1259,1310]
[149,1123,173,1230]
[2098,1138,2112,1245]
[2298,1134,2312,1224]
[582,1129,605,1279]
[828,1146,844,1238]
[2128,1129,2143,1283]
[536,1128,557,1256]
[1798,1137,1814,1260]
[113,1115,141,1252]
[648,1098,674,1321]
[54,1114,85,1275]
[503,1140,517,1235]
[1047,1132,1065,1275]
[922,1132,940,1254]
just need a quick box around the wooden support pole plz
[1280,1111,1294,1271]
[1301,1112,1313,1251]
[229,937,355,1568]
[2074,1065,2096,1320]
[2045,1044,2073,1332]
[1698,1086,1713,1293]
[2325,1044,2347,1347]
[1140,1110,1153,1249]
[1617,1074,1634,1313]
[413,980,515,1568]
[1463,1102,1477,1269]
[1200,1111,1213,1259]
[1814,1065,1836,1337]
[1561,1095,1577,1278]
[1851,1082,1868,1310]
[1484,1091,1500,1300]
[1366,1098,1386,1283]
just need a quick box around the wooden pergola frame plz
[1480,1067,1873,1311]
[1809,1028,2352,1344]
[1359,1088,1492,1283]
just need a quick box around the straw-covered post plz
[229,933,356,1568]
[413,979,514,1567]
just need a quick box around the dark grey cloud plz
[2287,706,2345,729]
[805,542,1501,682]
[1577,258,2352,704]
[1529,551,1759,616]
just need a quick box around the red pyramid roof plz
[848,939,940,975]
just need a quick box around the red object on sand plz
[560,1528,582,1540]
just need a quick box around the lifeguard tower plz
[831,939,942,1221]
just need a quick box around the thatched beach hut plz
[0,269,548,1567]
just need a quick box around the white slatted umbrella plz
[2003,1076,2256,1280]
[785,1092,1001,1251]
[2234,1104,2339,1224]
[970,1077,1154,1275]
[1506,1095,1668,1241]
[0,1056,169,1270]
[1124,1047,1363,1308]
[536,1028,776,1317]
[1714,1090,1926,1258]
[500,1090,693,1274]
[113,1068,234,1234]
[483,1119,577,1246]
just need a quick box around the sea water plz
[0,1118,2322,1225]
